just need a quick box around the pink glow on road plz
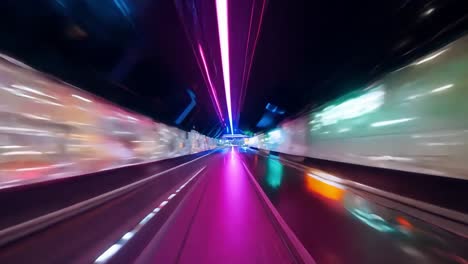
[198,44,224,122]
[170,149,293,263]
[216,0,234,134]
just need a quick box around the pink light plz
[216,0,234,134]
[238,0,267,124]
[236,0,256,123]
[244,0,266,97]
[198,44,224,122]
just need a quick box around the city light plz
[305,173,344,201]
[216,0,234,134]
[349,208,394,232]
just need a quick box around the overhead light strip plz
[216,0,234,134]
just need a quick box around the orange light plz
[305,174,344,201]
[396,216,413,230]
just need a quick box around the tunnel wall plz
[0,54,218,186]
[249,34,468,180]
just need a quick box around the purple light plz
[238,0,266,123]
[198,44,224,122]
[244,0,266,98]
[216,0,234,134]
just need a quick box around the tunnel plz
[0,1,466,263]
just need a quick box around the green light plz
[265,158,283,189]
[266,129,283,145]
[244,130,254,136]
[350,209,394,232]
[267,129,282,140]
[312,87,385,126]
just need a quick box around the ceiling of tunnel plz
[0,0,467,136]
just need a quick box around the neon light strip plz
[238,0,267,124]
[237,0,257,122]
[244,0,266,95]
[216,0,234,134]
[198,44,224,122]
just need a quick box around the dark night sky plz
[0,0,467,136]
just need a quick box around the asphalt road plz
[0,147,466,263]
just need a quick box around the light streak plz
[371,118,415,127]
[198,44,224,122]
[216,0,234,134]
[238,0,267,124]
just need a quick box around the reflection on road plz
[265,157,283,189]
[305,172,344,201]
[249,152,467,263]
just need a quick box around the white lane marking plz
[94,166,206,263]
[95,244,122,263]
[139,212,156,225]
[121,231,134,241]
[0,152,215,247]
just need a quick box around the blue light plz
[175,90,196,125]
[113,0,130,18]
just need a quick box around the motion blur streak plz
[0,55,218,188]
[239,149,467,263]
[198,44,224,122]
[1,1,468,264]
[94,167,205,263]
[242,0,266,110]
[396,216,413,230]
[305,173,344,201]
[248,34,468,180]
[216,0,234,134]
[238,0,267,122]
